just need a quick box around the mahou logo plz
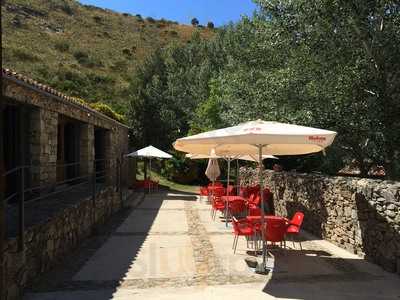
[244,127,262,132]
[308,136,326,141]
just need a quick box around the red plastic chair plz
[200,186,209,196]
[228,199,247,218]
[286,212,304,249]
[248,207,261,216]
[261,218,287,250]
[210,187,226,220]
[232,217,255,253]
[248,195,261,210]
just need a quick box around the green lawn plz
[136,163,199,194]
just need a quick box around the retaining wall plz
[239,168,400,274]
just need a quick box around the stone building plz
[1,68,131,300]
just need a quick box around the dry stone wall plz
[239,168,400,274]
[2,187,122,300]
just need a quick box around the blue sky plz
[78,0,258,27]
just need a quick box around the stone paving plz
[25,190,400,299]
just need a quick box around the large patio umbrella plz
[174,120,337,272]
[126,145,172,192]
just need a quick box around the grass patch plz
[136,162,198,194]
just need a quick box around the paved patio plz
[25,191,400,299]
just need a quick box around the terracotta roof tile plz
[2,67,92,110]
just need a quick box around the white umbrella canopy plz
[186,153,278,162]
[126,145,172,158]
[126,145,172,193]
[174,120,337,156]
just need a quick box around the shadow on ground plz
[24,188,197,300]
[261,245,400,299]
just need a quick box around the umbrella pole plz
[236,160,240,195]
[225,157,231,227]
[256,144,269,274]
[149,158,151,193]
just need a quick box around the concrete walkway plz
[25,191,400,300]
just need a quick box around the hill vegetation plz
[1,0,214,114]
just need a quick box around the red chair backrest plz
[200,187,208,196]
[253,195,261,206]
[232,217,240,234]
[213,187,226,197]
[290,212,304,227]
[248,207,261,216]
[264,218,287,242]
[247,193,255,203]
[229,199,246,214]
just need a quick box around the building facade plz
[1,68,131,300]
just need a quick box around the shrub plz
[54,41,70,52]
[122,13,131,17]
[191,18,199,27]
[161,155,199,184]
[52,1,75,15]
[207,21,214,29]
[93,15,102,23]
[73,50,102,67]
[122,48,132,56]
[169,30,178,37]
[12,48,40,62]
[73,50,89,61]
[146,16,155,23]
[89,102,126,123]
[11,16,23,28]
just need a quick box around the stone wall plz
[37,109,58,185]
[239,168,400,273]
[2,187,123,300]
[3,78,129,189]
[2,72,130,300]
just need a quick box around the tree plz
[127,33,226,149]
[203,1,399,178]
[191,18,199,27]
[207,21,214,29]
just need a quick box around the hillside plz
[1,0,214,114]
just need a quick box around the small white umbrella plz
[174,120,337,272]
[126,145,173,159]
[126,145,172,192]
[205,158,220,182]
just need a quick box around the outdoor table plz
[221,195,246,202]
[207,185,225,192]
[246,215,289,229]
